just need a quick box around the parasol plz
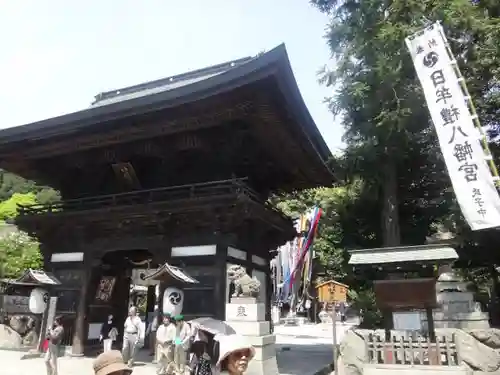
[189,317,236,336]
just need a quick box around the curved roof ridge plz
[0,44,333,174]
[92,55,257,106]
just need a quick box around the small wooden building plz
[348,244,458,341]
[316,280,348,303]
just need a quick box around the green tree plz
[0,170,60,204]
[305,0,500,325]
[0,231,42,278]
[0,192,37,221]
[309,0,500,252]
[36,188,61,205]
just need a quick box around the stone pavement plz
[0,322,356,375]
[274,321,356,375]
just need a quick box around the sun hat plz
[215,334,255,368]
[93,350,131,375]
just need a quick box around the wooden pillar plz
[265,270,272,323]
[383,308,392,342]
[146,285,156,315]
[215,243,228,320]
[71,263,91,356]
[426,305,436,342]
[490,267,500,327]
[158,283,166,316]
[246,251,253,275]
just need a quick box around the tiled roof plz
[91,56,255,107]
[142,262,199,284]
[348,245,458,265]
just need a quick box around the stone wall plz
[0,314,40,350]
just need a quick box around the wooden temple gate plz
[0,45,334,354]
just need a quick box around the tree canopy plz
[0,193,37,222]
[0,171,58,278]
[0,231,42,279]
[269,0,500,325]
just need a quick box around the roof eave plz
[0,45,334,182]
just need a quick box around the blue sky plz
[0,0,343,152]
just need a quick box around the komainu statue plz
[227,265,261,298]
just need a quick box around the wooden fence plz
[366,333,460,366]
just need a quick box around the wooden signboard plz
[95,277,116,303]
[316,280,348,303]
[2,295,30,314]
[374,278,437,309]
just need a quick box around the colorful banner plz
[406,23,500,230]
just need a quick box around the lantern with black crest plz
[141,262,199,316]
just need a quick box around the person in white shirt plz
[122,306,143,367]
[156,314,176,375]
[173,315,192,374]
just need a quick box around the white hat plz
[216,334,255,368]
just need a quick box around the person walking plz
[189,338,212,375]
[44,316,64,375]
[100,314,118,352]
[173,315,191,374]
[122,306,143,367]
[156,314,176,375]
[339,302,346,324]
[93,350,132,375]
[147,308,160,359]
[216,334,255,375]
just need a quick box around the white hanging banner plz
[406,23,500,230]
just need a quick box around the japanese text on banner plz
[405,23,500,230]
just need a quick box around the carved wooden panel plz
[94,276,116,304]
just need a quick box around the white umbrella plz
[189,317,236,336]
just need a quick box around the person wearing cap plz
[93,350,132,375]
[122,306,143,367]
[216,334,255,375]
[156,314,176,375]
[173,314,191,374]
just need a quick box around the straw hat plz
[93,350,131,375]
[216,334,255,368]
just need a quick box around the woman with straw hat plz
[215,335,255,375]
[93,350,132,375]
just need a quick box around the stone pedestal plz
[225,297,279,375]
[422,271,490,329]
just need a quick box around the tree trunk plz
[381,159,401,247]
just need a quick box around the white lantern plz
[163,287,184,316]
[29,288,49,314]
